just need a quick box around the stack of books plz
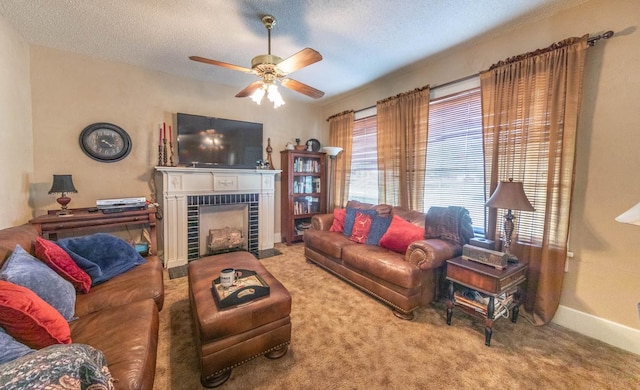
[453,288,514,318]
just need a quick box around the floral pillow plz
[0,343,114,390]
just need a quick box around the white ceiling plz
[0,0,588,103]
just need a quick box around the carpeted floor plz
[154,243,640,389]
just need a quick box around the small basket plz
[294,145,306,151]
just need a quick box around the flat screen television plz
[176,113,263,169]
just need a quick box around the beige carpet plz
[154,243,640,389]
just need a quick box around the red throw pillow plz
[35,237,92,293]
[349,212,373,244]
[0,280,72,349]
[379,215,426,254]
[329,208,347,233]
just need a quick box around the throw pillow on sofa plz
[57,233,146,286]
[0,244,76,321]
[343,207,377,237]
[0,343,114,389]
[366,214,393,245]
[0,326,33,364]
[0,280,72,349]
[35,237,92,294]
[379,215,426,254]
[329,208,347,233]
[349,211,373,243]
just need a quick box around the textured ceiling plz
[0,0,588,103]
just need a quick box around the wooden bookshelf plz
[280,150,326,245]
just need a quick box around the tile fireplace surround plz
[155,167,281,268]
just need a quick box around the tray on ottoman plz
[211,269,270,309]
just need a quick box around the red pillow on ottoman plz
[379,215,425,254]
[329,208,347,233]
[35,237,92,293]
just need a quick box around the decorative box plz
[462,244,509,270]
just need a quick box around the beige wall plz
[1,0,637,342]
[29,46,326,236]
[322,0,640,330]
[0,14,33,228]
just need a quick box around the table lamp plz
[48,174,77,216]
[485,178,535,263]
[322,146,343,211]
[615,202,640,226]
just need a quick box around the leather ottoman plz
[188,252,292,387]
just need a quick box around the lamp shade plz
[48,175,77,194]
[485,180,535,211]
[615,202,640,226]
[322,146,343,157]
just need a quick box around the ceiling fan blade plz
[235,81,264,98]
[189,56,254,74]
[281,78,325,99]
[277,48,323,74]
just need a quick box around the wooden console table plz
[28,207,157,256]
[445,256,527,346]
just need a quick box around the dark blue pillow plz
[366,214,393,245]
[343,207,377,237]
[57,234,146,286]
[0,245,76,321]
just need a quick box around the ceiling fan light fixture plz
[267,84,285,108]
[250,86,266,105]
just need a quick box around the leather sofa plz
[304,201,473,320]
[0,224,164,390]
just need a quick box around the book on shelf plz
[453,288,515,316]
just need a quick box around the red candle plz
[158,126,162,146]
[163,122,166,141]
[169,126,172,143]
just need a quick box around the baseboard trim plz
[552,305,640,355]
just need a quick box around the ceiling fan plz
[189,15,324,107]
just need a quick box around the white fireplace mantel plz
[155,166,281,268]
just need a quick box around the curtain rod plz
[588,30,614,46]
[353,30,613,114]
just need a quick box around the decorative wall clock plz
[79,122,132,162]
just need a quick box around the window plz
[425,87,485,232]
[348,115,378,205]
[347,83,485,233]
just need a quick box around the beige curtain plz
[327,110,354,210]
[480,35,589,324]
[376,86,430,210]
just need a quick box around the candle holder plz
[163,138,168,166]
[158,144,163,166]
[169,142,175,166]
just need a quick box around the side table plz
[445,256,527,346]
[28,207,157,256]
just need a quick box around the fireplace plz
[155,167,280,268]
[188,194,259,260]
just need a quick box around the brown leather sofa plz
[0,224,164,390]
[304,202,473,320]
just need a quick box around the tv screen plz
[176,113,263,169]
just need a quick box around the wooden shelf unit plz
[280,150,326,245]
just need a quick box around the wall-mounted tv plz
[176,113,263,169]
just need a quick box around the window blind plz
[349,115,379,205]
[425,87,485,231]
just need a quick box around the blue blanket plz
[57,233,146,285]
